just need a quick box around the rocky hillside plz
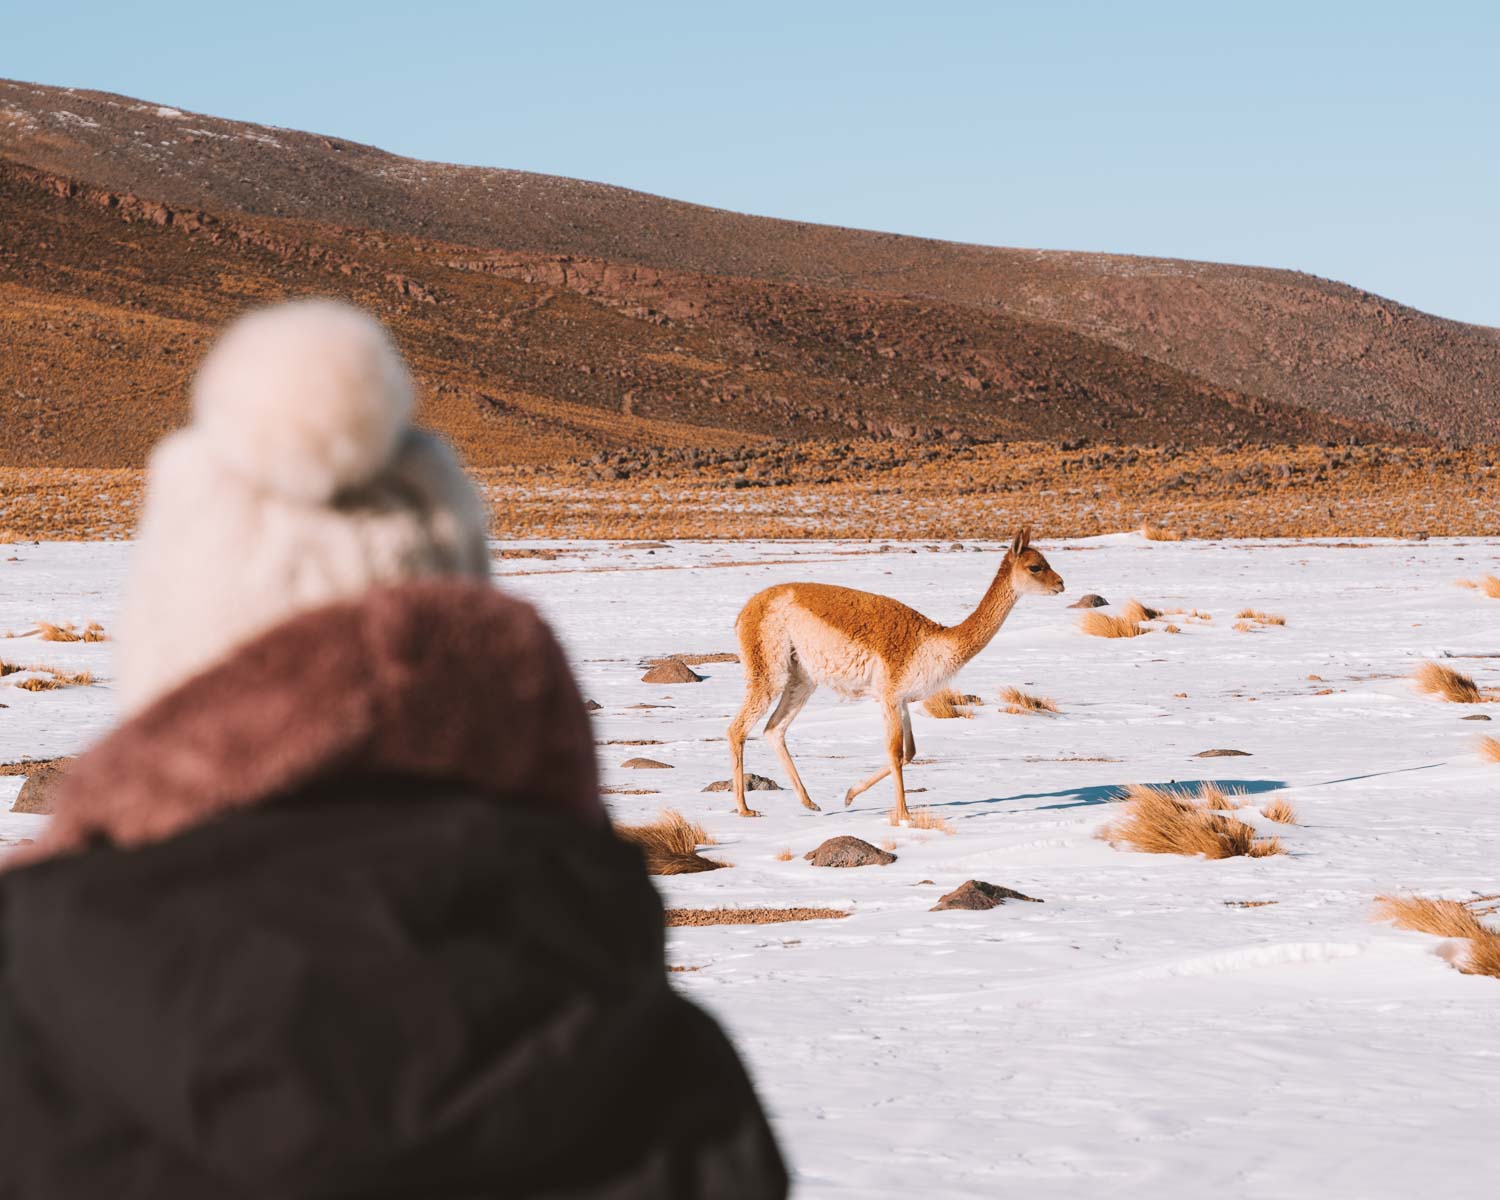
[2,78,1496,461]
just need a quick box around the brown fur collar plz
[12,581,603,867]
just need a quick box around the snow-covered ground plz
[4,535,1499,1198]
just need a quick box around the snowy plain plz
[3,534,1499,1199]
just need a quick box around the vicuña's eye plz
[1027,564,1042,573]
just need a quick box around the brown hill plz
[3,78,1496,447]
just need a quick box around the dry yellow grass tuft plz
[3,665,94,690]
[1141,523,1183,542]
[1236,609,1287,626]
[773,847,794,862]
[1373,895,1500,979]
[880,837,898,852]
[1456,574,1500,598]
[892,806,954,833]
[922,688,976,718]
[1120,598,1162,623]
[1478,736,1500,764]
[616,809,726,875]
[32,621,108,643]
[1412,661,1486,704]
[1261,796,1299,824]
[1102,783,1285,859]
[1079,610,1147,639]
[999,686,1060,716]
[1163,623,1182,634]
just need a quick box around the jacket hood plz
[15,580,603,865]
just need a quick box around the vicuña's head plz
[1006,526,1064,596]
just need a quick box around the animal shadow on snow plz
[981,778,1290,813]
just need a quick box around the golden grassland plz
[3,441,1500,540]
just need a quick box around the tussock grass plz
[1120,598,1161,623]
[1103,783,1285,859]
[32,621,108,643]
[1412,661,1486,704]
[891,805,954,833]
[616,809,726,875]
[1477,736,1500,763]
[1456,574,1500,598]
[880,837,898,852]
[1261,796,1299,824]
[1374,895,1500,979]
[1079,610,1147,638]
[1236,609,1287,626]
[999,686,1060,715]
[773,847,794,862]
[2,664,94,690]
[1141,523,1182,542]
[922,688,976,718]
[1163,623,1182,634]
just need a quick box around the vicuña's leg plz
[728,679,776,817]
[885,700,912,824]
[764,673,820,811]
[845,698,911,808]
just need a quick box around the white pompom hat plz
[117,299,491,713]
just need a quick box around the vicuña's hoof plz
[737,807,764,818]
[843,790,856,807]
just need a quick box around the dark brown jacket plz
[0,582,787,1199]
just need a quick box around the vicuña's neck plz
[943,556,1018,667]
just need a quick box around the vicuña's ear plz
[1009,527,1025,557]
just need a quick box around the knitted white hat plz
[116,299,490,713]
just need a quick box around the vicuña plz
[727,527,1064,820]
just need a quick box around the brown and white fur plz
[727,527,1064,820]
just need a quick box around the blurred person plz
[0,300,787,1199]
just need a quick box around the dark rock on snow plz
[12,760,71,814]
[702,774,782,792]
[930,880,1044,911]
[641,658,705,684]
[804,836,896,868]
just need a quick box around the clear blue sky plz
[6,1,1498,325]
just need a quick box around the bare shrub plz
[1412,661,1485,704]
[999,686,1059,715]
[1079,611,1146,638]
[616,809,726,875]
[1102,783,1285,859]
